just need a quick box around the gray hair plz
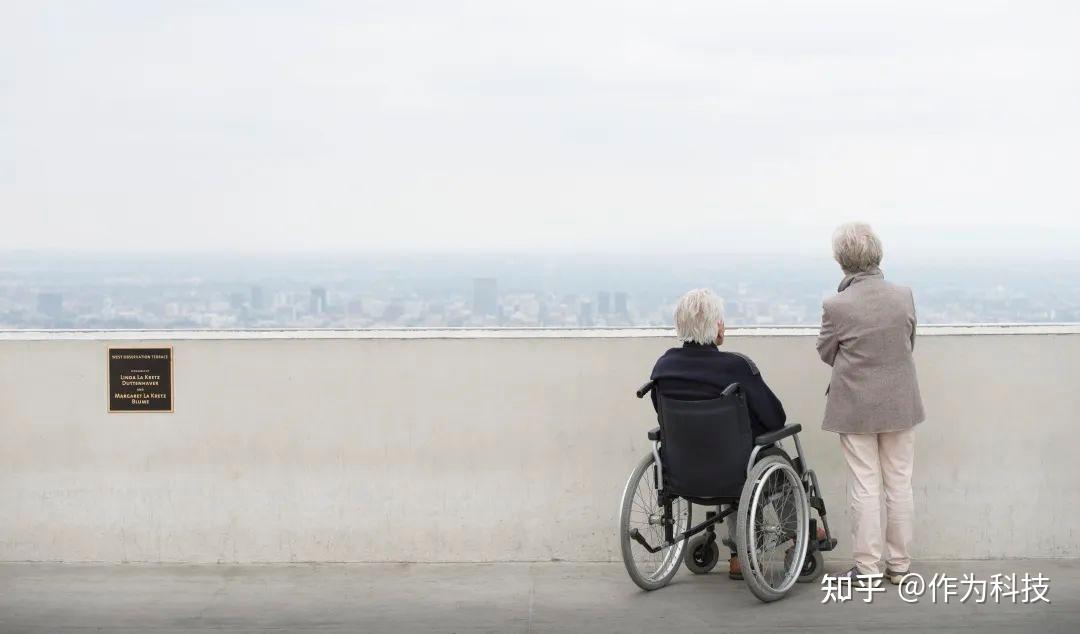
[674,289,724,345]
[832,222,883,274]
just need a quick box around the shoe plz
[885,568,908,585]
[728,555,743,580]
[838,566,882,588]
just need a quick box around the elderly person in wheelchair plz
[619,289,836,602]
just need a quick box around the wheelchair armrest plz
[636,381,655,399]
[755,424,802,446]
[647,426,661,441]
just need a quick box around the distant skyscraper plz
[250,285,265,310]
[382,299,405,322]
[597,291,611,315]
[473,278,498,316]
[579,300,594,327]
[37,292,63,317]
[310,287,327,314]
[615,292,629,316]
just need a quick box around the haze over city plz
[3,2,1079,329]
[3,250,1078,330]
[4,1,1080,258]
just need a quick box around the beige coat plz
[817,269,925,434]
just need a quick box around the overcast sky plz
[3,1,1079,257]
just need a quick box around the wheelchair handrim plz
[747,461,807,595]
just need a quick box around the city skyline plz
[3,251,1078,330]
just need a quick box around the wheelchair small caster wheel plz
[684,536,720,574]
[786,549,825,583]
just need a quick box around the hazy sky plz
[3,1,1079,257]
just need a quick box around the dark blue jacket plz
[650,342,787,439]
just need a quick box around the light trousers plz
[839,428,915,575]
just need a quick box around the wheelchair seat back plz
[656,384,753,499]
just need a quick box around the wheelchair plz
[619,381,837,602]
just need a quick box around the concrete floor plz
[1,560,1077,633]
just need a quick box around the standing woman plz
[817,222,924,584]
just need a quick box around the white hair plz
[674,289,724,345]
[832,222,883,274]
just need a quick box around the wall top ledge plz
[1,324,1079,341]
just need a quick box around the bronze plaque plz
[108,347,173,412]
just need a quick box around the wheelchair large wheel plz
[619,453,691,591]
[735,455,809,602]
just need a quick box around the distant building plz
[579,300,594,327]
[382,300,405,322]
[597,291,611,315]
[615,292,629,316]
[228,292,245,310]
[310,287,327,314]
[473,278,498,317]
[250,285,265,310]
[37,292,63,317]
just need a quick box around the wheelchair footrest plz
[814,537,838,552]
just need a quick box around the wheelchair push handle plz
[639,380,739,399]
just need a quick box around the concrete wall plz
[1,328,1078,562]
